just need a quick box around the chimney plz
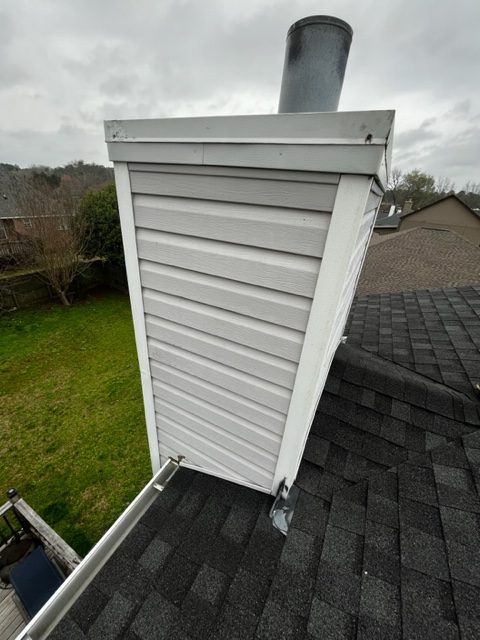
[403,199,413,216]
[278,15,353,113]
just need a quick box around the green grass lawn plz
[0,290,150,555]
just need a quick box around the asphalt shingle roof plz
[357,229,480,295]
[347,285,480,397]
[46,323,480,639]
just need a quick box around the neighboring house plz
[358,227,480,294]
[16,284,480,640]
[400,194,480,245]
[372,211,401,238]
[0,191,35,262]
[0,190,71,265]
[373,194,480,244]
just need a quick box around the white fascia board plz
[105,110,394,145]
[271,174,374,496]
[114,162,161,474]
[107,143,387,183]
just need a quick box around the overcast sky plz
[1,0,479,188]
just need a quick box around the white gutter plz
[15,457,183,640]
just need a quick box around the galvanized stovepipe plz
[278,15,353,113]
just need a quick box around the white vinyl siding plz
[130,162,338,489]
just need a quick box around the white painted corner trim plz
[114,162,161,474]
[272,175,374,495]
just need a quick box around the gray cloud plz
[0,0,479,186]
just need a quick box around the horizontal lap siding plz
[139,261,310,331]
[145,314,297,388]
[131,163,337,489]
[137,229,319,297]
[134,194,330,257]
[129,169,337,211]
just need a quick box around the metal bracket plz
[153,456,185,492]
[269,479,300,536]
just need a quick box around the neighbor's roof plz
[400,194,480,220]
[374,211,400,229]
[45,285,480,640]
[0,190,18,220]
[357,227,480,296]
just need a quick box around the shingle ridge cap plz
[337,342,478,408]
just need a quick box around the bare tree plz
[10,174,88,305]
[387,168,403,205]
[463,181,480,195]
[435,176,455,195]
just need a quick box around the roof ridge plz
[339,342,480,408]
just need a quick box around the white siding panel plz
[139,261,311,331]
[148,340,291,413]
[152,382,281,454]
[145,314,297,388]
[155,402,276,472]
[156,415,273,487]
[150,364,285,435]
[157,426,251,483]
[134,194,330,257]
[130,170,337,212]
[136,229,320,297]
[143,289,303,363]
[129,163,340,185]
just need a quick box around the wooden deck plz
[0,587,26,640]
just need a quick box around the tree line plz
[1,162,122,307]
[386,168,480,211]
[1,160,479,307]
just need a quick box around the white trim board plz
[114,162,161,474]
[272,175,373,495]
[105,110,394,144]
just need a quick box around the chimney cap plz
[287,15,353,39]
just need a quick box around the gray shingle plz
[400,526,450,580]
[212,604,258,640]
[256,598,308,640]
[138,534,172,575]
[452,580,480,640]
[329,494,366,535]
[191,564,230,607]
[315,561,361,616]
[227,569,271,616]
[69,586,108,634]
[445,538,480,587]
[399,498,443,538]
[366,492,398,529]
[359,574,400,625]
[321,525,363,575]
[49,617,86,640]
[131,591,179,640]
[87,592,136,640]
[308,598,355,640]
[279,527,320,576]
[401,567,460,640]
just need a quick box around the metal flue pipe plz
[278,15,353,113]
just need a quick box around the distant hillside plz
[0,161,114,208]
